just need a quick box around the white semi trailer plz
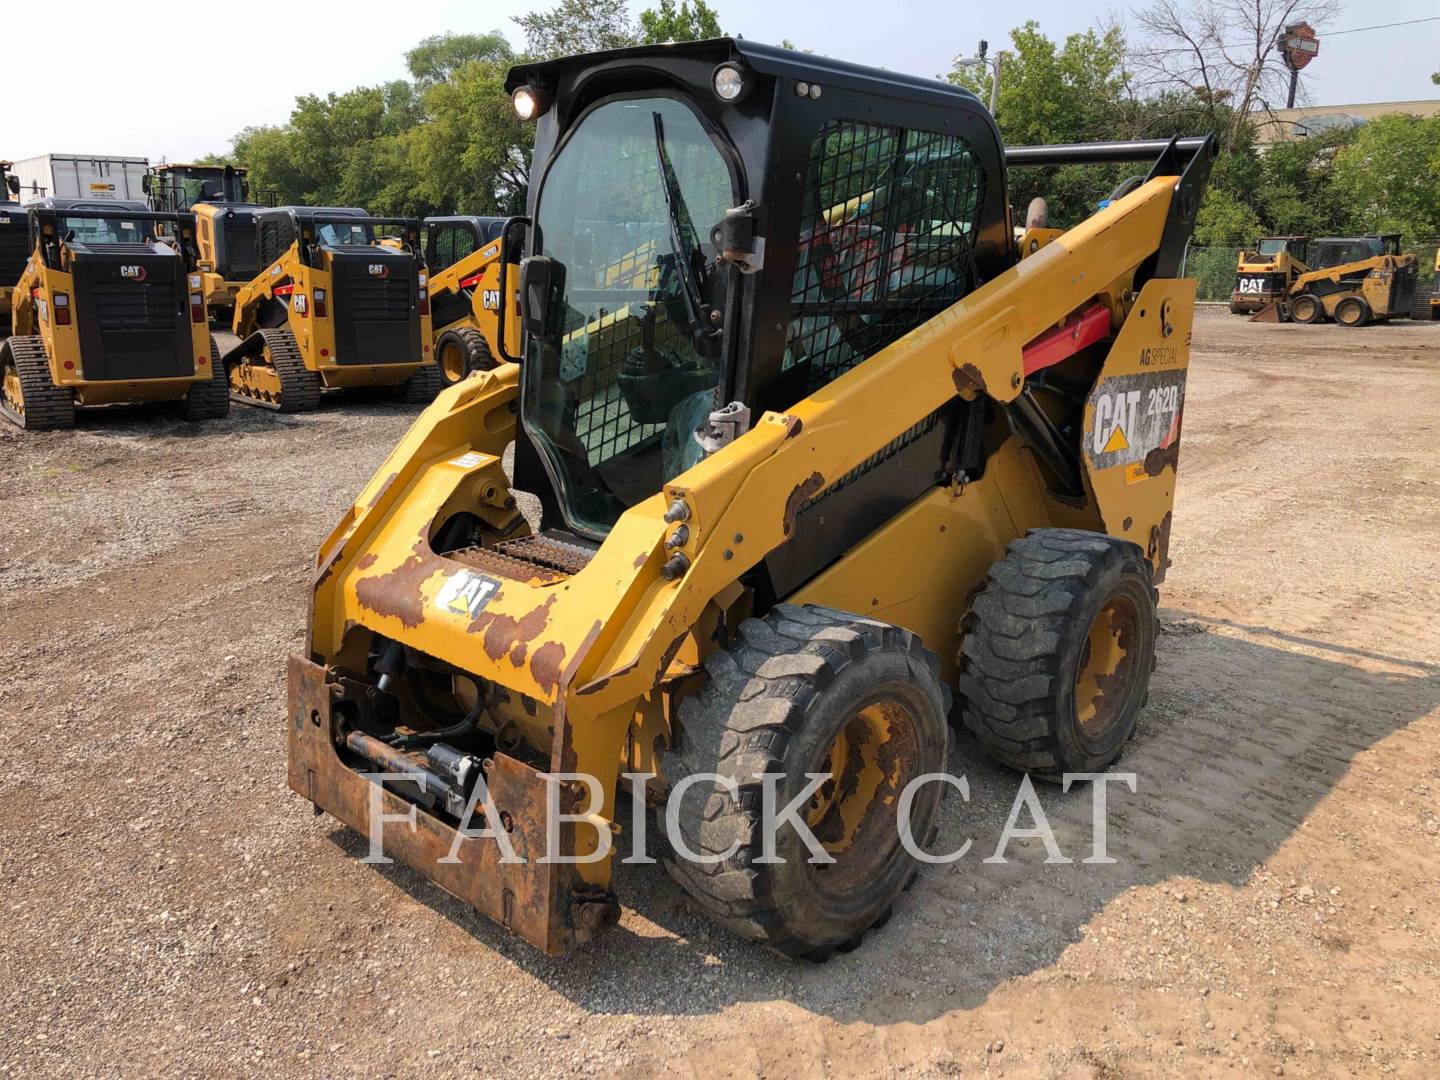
[8,154,149,203]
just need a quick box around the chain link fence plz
[1182,239,1440,312]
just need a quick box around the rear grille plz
[348,279,412,321]
[0,227,28,282]
[226,223,259,277]
[495,535,598,575]
[90,282,178,331]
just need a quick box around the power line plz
[1325,16,1440,37]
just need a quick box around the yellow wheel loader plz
[146,164,271,325]
[224,207,438,411]
[286,40,1215,957]
[1230,235,1308,315]
[1283,234,1418,327]
[424,215,525,386]
[2,199,227,430]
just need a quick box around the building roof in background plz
[1251,99,1440,144]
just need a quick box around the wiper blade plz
[651,112,717,348]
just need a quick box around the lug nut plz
[661,551,691,580]
[666,524,690,549]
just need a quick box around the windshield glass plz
[524,96,733,535]
[61,216,150,245]
[318,222,374,246]
[1256,238,1287,256]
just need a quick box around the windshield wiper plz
[651,112,719,353]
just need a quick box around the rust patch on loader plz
[354,539,439,629]
[530,641,568,695]
[510,643,528,667]
[468,593,558,662]
[356,552,378,571]
[783,472,826,537]
[952,363,988,396]
[782,414,804,439]
[1144,411,1184,477]
[1148,511,1174,584]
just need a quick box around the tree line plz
[215,0,1440,248]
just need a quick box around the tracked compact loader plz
[225,207,437,411]
[2,199,227,429]
[424,215,524,386]
[286,40,1214,957]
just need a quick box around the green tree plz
[405,32,513,87]
[637,0,722,43]
[514,0,637,59]
[949,21,1134,226]
[1329,114,1440,239]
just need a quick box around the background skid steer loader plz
[286,39,1215,958]
[424,215,525,386]
[225,207,438,411]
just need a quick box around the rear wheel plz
[958,529,1158,779]
[1289,293,1324,324]
[228,327,321,412]
[0,336,75,431]
[396,361,442,404]
[1334,296,1370,327]
[436,327,494,387]
[181,336,230,421]
[662,604,949,959]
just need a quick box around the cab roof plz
[505,37,984,111]
[28,197,149,213]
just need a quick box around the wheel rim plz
[1294,297,1317,322]
[1337,301,1362,326]
[439,340,466,384]
[804,698,921,889]
[1074,595,1141,739]
[2,359,23,418]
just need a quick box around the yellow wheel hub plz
[806,703,896,857]
[1074,597,1138,736]
[440,340,467,384]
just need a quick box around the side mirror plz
[5,176,18,196]
[142,174,153,194]
[519,254,564,342]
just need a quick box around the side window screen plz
[788,121,987,391]
[453,227,478,264]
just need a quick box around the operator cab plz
[1254,235,1308,261]
[505,39,1010,541]
[1311,235,1394,269]
[424,216,508,274]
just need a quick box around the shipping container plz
[9,154,150,204]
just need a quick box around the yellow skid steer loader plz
[286,40,1215,958]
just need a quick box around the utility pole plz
[955,41,1006,117]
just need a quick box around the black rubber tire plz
[1,335,75,431]
[181,336,230,421]
[436,327,494,386]
[662,604,949,960]
[1289,293,1324,324]
[396,360,443,404]
[958,529,1158,779]
[1333,296,1369,328]
[1228,301,1245,315]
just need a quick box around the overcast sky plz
[7,0,1437,163]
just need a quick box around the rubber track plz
[1,336,74,430]
[182,336,230,421]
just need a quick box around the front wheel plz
[662,605,949,959]
[958,529,1158,779]
[436,327,494,387]
[1289,293,1324,324]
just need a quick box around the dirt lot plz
[1,308,1438,1078]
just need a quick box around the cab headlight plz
[712,62,750,103]
[512,85,552,122]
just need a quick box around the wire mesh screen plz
[257,217,295,268]
[788,121,986,391]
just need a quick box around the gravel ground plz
[1,309,1438,1078]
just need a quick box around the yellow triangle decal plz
[1102,425,1129,453]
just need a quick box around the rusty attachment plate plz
[286,653,617,955]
